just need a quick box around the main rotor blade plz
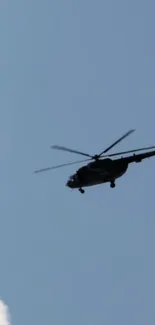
[99,129,135,156]
[34,158,91,173]
[104,145,155,157]
[51,145,92,158]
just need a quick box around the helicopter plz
[34,129,155,193]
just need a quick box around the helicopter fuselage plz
[66,158,128,189]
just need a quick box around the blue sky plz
[1,0,155,324]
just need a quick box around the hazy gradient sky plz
[1,1,155,324]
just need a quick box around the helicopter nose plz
[66,180,72,188]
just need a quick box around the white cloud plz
[0,301,11,325]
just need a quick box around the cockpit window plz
[69,174,77,181]
[69,175,75,181]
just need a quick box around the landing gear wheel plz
[79,188,85,194]
[110,181,115,188]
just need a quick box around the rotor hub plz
[93,154,100,160]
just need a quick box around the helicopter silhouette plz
[34,129,155,193]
